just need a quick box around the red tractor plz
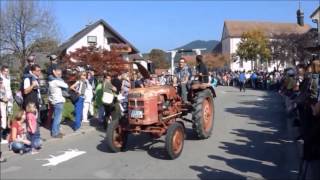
[105,53,216,159]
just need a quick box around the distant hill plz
[143,40,221,63]
[174,40,220,53]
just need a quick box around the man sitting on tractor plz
[174,58,192,104]
[195,55,209,83]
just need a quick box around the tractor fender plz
[207,86,217,98]
[175,121,186,132]
[191,83,216,98]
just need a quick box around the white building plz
[54,19,139,60]
[221,20,310,72]
[310,6,320,22]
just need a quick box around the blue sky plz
[40,1,319,53]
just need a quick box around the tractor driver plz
[174,58,192,104]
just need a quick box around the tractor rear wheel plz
[165,122,185,159]
[192,89,214,139]
[106,119,128,152]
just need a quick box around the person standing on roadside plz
[82,71,93,123]
[250,71,258,89]
[111,74,122,95]
[23,64,42,110]
[48,67,68,138]
[0,108,7,162]
[239,71,246,92]
[47,54,59,81]
[102,73,120,129]
[95,77,105,124]
[0,77,9,144]
[46,54,59,129]
[0,66,13,142]
[70,71,87,131]
[22,64,42,149]
[23,55,36,75]
[87,69,96,117]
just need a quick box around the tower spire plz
[296,0,304,26]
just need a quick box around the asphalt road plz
[1,86,299,179]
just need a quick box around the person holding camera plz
[48,67,68,138]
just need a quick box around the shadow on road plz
[95,120,202,160]
[189,165,246,179]
[203,91,298,179]
[96,133,174,160]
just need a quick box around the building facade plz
[54,19,139,61]
[221,20,310,72]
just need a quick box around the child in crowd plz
[25,103,42,153]
[8,111,32,154]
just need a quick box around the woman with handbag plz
[102,73,120,129]
[70,71,88,131]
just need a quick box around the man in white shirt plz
[23,64,41,110]
[0,66,12,140]
[48,66,68,138]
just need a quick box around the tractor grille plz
[129,100,144,107]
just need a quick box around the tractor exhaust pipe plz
[161,112,182,120]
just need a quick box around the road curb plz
[1,125,97,160]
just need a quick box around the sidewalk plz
[0,118,100,159]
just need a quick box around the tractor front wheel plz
[106,119,128,152]
[192,89,214,139]
[165,122,185,159]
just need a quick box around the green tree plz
[269,31,316,70]
[149,49,170,69]
[29,37,59,53]
[236,30,271,70]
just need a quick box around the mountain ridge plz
[174,40,220,53]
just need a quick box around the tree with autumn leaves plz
[236,30,271,70]
[61,46,130,82]
[183,53,229,70]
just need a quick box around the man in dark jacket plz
[23,64,42,110]
[111,74,122,95]
[47,54,59,81]
[196,55,209,83]
[23,55,36,75]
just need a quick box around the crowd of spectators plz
[279,59,320,177]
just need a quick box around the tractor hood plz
[128,85,177,100]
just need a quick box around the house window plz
[87,36,97,46]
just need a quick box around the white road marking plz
[256,98,264,101]
[38,149,86,167]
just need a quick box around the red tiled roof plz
[224,20,311,39]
